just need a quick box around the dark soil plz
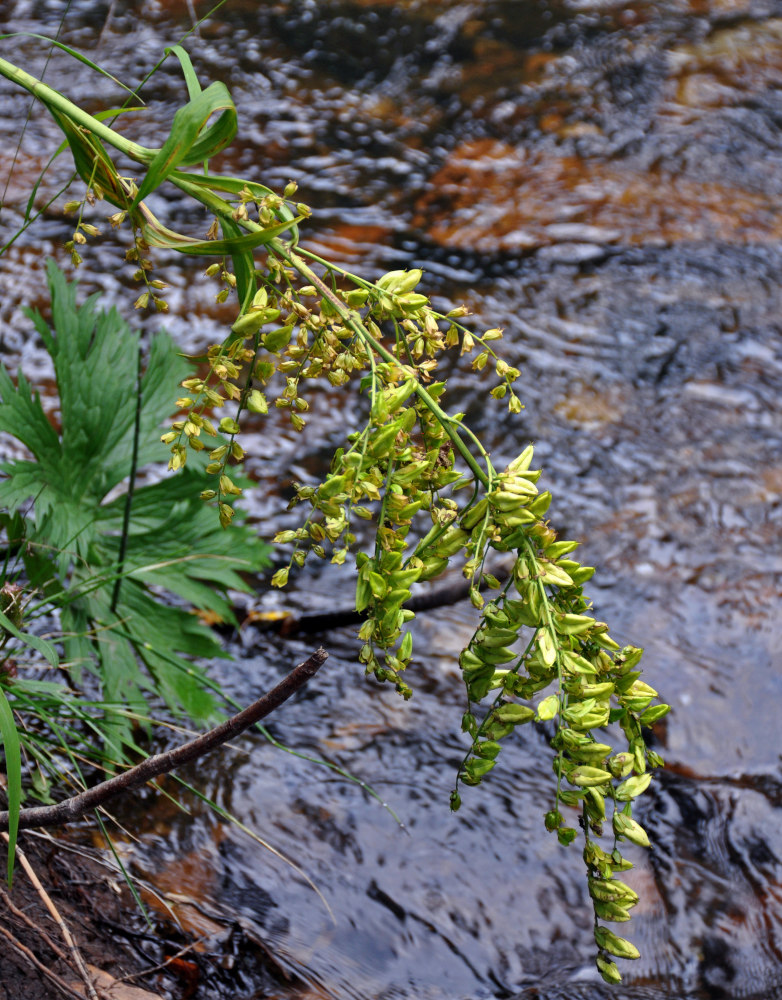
[0,830,169,999]
[0,830,298,1000]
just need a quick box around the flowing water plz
[1,2,782,998]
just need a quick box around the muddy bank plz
[0,832,161,999]
[0,827,310,1000]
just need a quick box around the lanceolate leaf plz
[166,44,203,101]
[0,32,142,98]
[176,171,300,246]
[220,215,257,312]
[49,110,133,209]
[132,81,237,207]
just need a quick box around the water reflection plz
[1,1,782,997]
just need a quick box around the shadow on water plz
[1,1,782,997]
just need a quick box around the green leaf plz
[0,686,21,884]
[220,215,257,313]
[0,33,142,98]
[140,211,301,256]
[166,45,203,101]
[132,82,237,207]
[176,170,301,247]
[0,610,59,670]
[0,367,61,467]
[48,111,131,208]
[0,262,270,759]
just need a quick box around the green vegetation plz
[0,34,669,984]
[0,261,269,876]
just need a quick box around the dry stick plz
[0,647,327,831]
[3,834,100,1000]
[0,919,87,1000]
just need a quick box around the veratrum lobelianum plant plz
[0,40,670,983]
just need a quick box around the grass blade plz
[0,609,59,670]
[0,687,21,883]
[140,206,301,255]
[165,45,202,100]
[0,33,143,99]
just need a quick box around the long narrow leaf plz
[0,687,21,884]
[166,45,202,100]
[175,170,300,244]
[219,216,257,311]
[139,206,301,255]
[0,610,59,670]
[0,33,143,99]
[132,82,236,207]
[53,107,146,157]
[49,110,132,209]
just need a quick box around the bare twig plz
[0,647,327,831]
[4,834,99,1000]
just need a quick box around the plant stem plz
[110,346,143,614]
[0,57,152,163]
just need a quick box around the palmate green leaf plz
[19,262,191,501]
[85,621,151,753]
[0,263,269,761]
[1,264,189,567]
[0,369,61,466]
[87,581,221,723]
[92,469,268,623]
[59,557,225,736]
[0,465,97,577]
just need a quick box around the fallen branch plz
[0,647,328,831]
